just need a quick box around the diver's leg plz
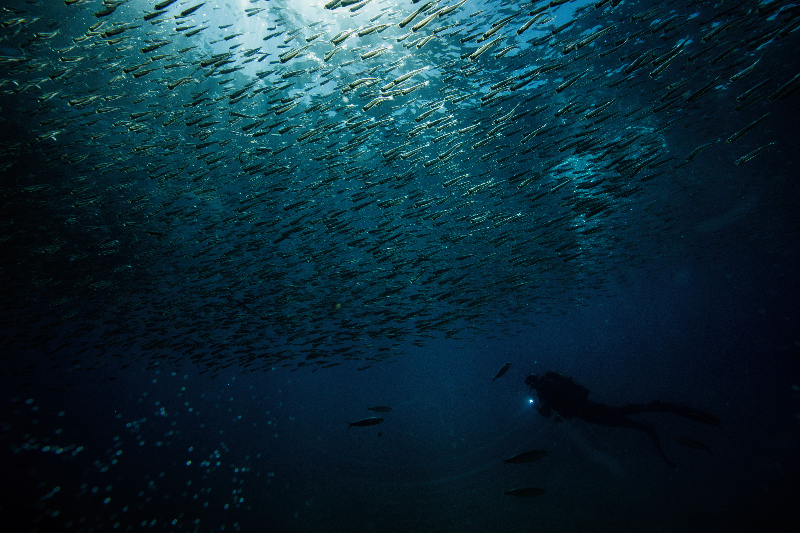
[643,422,676,469]
[613,401,721,426]
[615,417,676,469]
[614,403,652,416]
[645,401,722,426]
[579,405,677,468]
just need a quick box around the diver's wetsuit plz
[525,371,721,469]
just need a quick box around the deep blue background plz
[3,238,799,533]
[2,0,800,532]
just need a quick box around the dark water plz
[1,0,799,532]
[4,250,800,533]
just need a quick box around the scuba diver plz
[525,371,721,469]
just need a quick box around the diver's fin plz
[674,410,721,426]
[648,401,721,426]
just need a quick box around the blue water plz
[3,240,798,533]
[1,0,799,532]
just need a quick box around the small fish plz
[367,406,392,413]
[504,487,546,497]
[672,435,711,453]
[667,405,722,426]
[492,362,511,382]
[398,2,433,29]
[468,36,501,61]
[279,43,311,63]
[503,449,546,463]
[726,112,770,144]
[349,417,384,428]
[734,142,775,165]
[178,3,205,18]
[154,0,178,9]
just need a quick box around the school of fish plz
[1,0,798,379]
